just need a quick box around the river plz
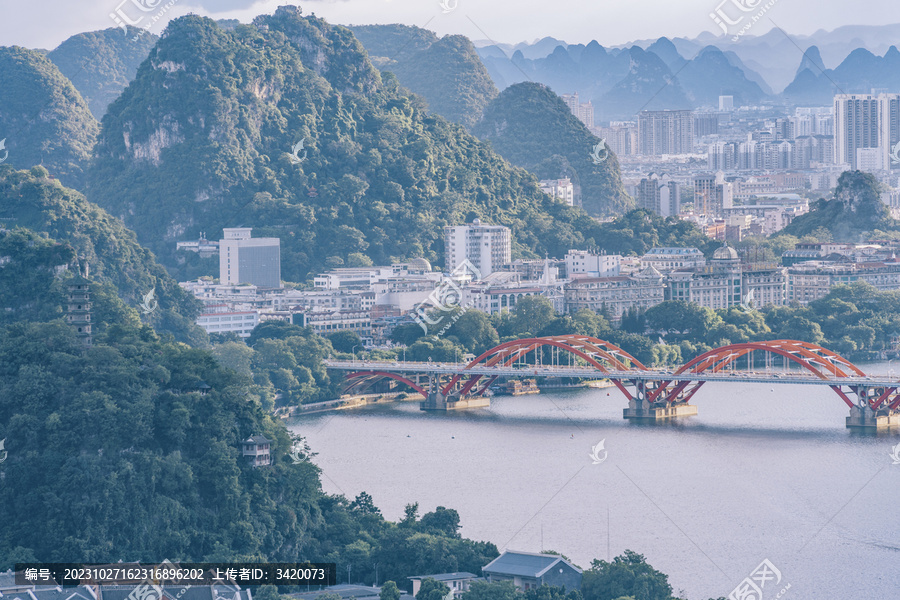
[289,361,900,600]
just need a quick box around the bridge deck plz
[323,360,900,387]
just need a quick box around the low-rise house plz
[242,435,272,467]
[408,572,479,598]
[482,550,582,591]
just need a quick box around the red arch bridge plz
[323,335,900,430]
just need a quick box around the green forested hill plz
[0,165,204,343]
[351,25,498,130]
[87,9,610,281]
[0,46,99,189]
[780,170,894,241]
[472,82,633,217]
[0,318,497,579]
[48,26,158,119]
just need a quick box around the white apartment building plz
[539,178,575,206]
[219,228,282,288]
[296,309,372,338]
[565,250,621,278]
[834,92,900,170]
[197,306,260,338]
[444,219,512,278]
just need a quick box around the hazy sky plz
[3,0,900,50]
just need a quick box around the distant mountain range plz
[474,23,900,121]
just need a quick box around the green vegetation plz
[581,551,672,600]
[0,166,204,343]
[472,82,631,217]
[0,46,99,189]
[47,26,158,119]
[0,317,497,580]
[779,171,893,241]
[87,10,633,282]
[352,26,499,130]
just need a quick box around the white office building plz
[219,228,282,288]
[444,219,512,278]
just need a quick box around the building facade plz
[444,219,512,277]
[219,227,282,288]
[638,173,681,216]
[834,92,900,170]
[565,268,665,321]
[638,109,694,155]
[640,247,706,272]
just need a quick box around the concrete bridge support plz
[420,374,490,411]
[622,380,698,421]
[846,387,900,430]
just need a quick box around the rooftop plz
[483,550,581,578]
[407,572,477,582]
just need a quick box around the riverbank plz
[279,379,616,417]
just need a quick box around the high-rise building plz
[693,172,733,218]
[561,92,594,128]
[834,92,900,170]
[719,95,734,112]
[638,110,694,155]
[219,227,282,288]
[596,121,638,156]
[694,113,719,138]
[638,173,681,216]
[444,219,512,278]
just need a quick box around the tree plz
[328,329,363,353]
[460,580,520,600]
[416,578,451,600]
[445,310,499,354]
[778,315,825,345]
[350,491,382,516]
[419,506,461,537]
[581,551,672,600]
[509,295,556,337]
[380,581,402,600]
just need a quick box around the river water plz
[289,361,900,600]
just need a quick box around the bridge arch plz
[343,371,428,397]
[442,334,647,399]
[648,340,863,407]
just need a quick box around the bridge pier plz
[622,381,698,421]
[420,375,490,411]
[846,388,900,430]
